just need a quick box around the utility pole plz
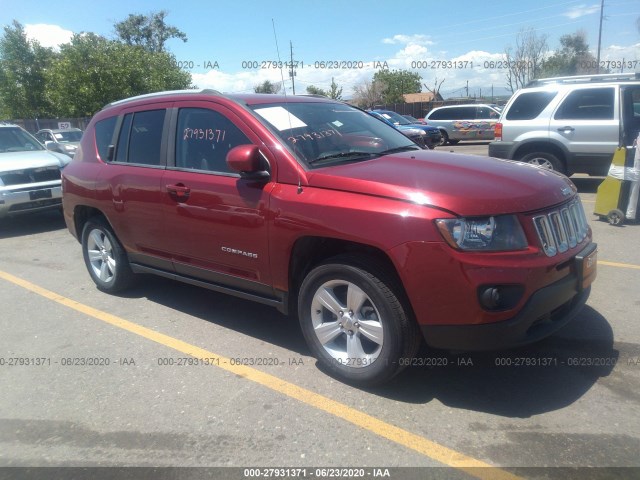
[465,81,469,98]
[289,41,296,95]
[596,0,604,74]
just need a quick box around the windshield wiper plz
[378,145,421,155]
[310,151,373,164]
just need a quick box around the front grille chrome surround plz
[533,198,588,257]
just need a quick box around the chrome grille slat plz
[533,198,588,257]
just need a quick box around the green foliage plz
[46,33,192,117]
[254,80,282,94]
[372,69,421,104]
[327,78,343,100]
[114,10,187,53]
[540,31,597,77]
[0,21,55,118]
[306,85,326,96]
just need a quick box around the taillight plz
[494,122,502,141]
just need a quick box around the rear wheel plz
[298,255,421,386]
[81,218,134,292]
[520,151,564,173]
[438,130,449,146]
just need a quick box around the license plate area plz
[576,244,597,290]
[29,189,52,200]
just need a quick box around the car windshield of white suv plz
[0,128,45,153]
[252,102,420,168]
[55,130,83,143]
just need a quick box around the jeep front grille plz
[533,198,589,257]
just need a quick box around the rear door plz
[549,86,618,173]
[95,104,173,270]
[161,102,275,294]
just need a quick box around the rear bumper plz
[421,259,593,351]
[488,141,514,159]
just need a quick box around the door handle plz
[557,126,575,133]
[166,184,191,201]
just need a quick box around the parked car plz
[401,114,426,124]
[62,90,597,386]
[489,73,640,175]
[0,122,71,218]
[367,110,428,148]
[424,104,501,145]
[371,109,441,149]
[35,128,83,158]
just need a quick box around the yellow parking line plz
[598,260,640,270]
[0,269,521,480]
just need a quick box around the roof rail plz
[527,72,640,87]
[103,88,222,109]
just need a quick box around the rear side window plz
[506,91,557,120]
[94,117,117,162]
[428,108,454,120]
[555,88,614,120]
[175,108,251,174]
[113,110,166,165]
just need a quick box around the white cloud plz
[563,4,600,19]
[382,34,434,46]
[24,24,73,49]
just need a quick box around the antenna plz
[272,19,303,194]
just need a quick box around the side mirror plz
[44,141,54,150]
[226,145,270,181]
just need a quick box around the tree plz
[423,78,445,101]
[114,10,187,53]
[46,33,192,117]
[352,79,386,109]
[504,27,548,92]
[306,85,326,96]
[0,20,55,118]
[541,31,598,77]
[254,80,282,94]
[372,69,421,104]
[327,78,343,100]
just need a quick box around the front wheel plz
[520,151,564,174]
[438,130,449,146]
[81,218,135,292]
[298,255,420,386]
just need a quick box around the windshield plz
[252,102,419,168]
[377,110,412,125]
[55,130,83,143]
[0,128,45,153]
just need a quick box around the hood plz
[0,150,71,172]
[306,151,577,216]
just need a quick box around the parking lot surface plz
[1,142,639,479]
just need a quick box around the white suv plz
[489,73,640,175]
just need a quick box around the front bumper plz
[421,242,596,351]
[0,182,62,218]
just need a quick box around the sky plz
[1,0,639,99]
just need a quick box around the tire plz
[448,139,460,145]
[81,217,134,293]
[607,209,625,226]
[520,151,564,173]
[438,130,449,146]
[297,255,421,386]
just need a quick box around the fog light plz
[478,285,525,311]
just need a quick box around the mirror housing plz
[226,145,270,181]
[44,141,55,150]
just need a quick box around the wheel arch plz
[513,141,569,173]
[73,205,110,243]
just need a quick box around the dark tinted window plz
[506,91,557,120]
[175,108,251,173]
[555,88,614,120]
[476,107,499,119]
[428,108,457,120]
[94,117,117,161]
[126,110,166,166]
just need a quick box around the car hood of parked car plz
[0,150,71,172]
[305,151,577,216]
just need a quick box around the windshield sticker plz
[255,106,307,131]
[331,120,344,127]
[54,133,64,139]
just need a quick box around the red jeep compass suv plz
[62,90,597,385]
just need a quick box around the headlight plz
[435,215,528,251]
